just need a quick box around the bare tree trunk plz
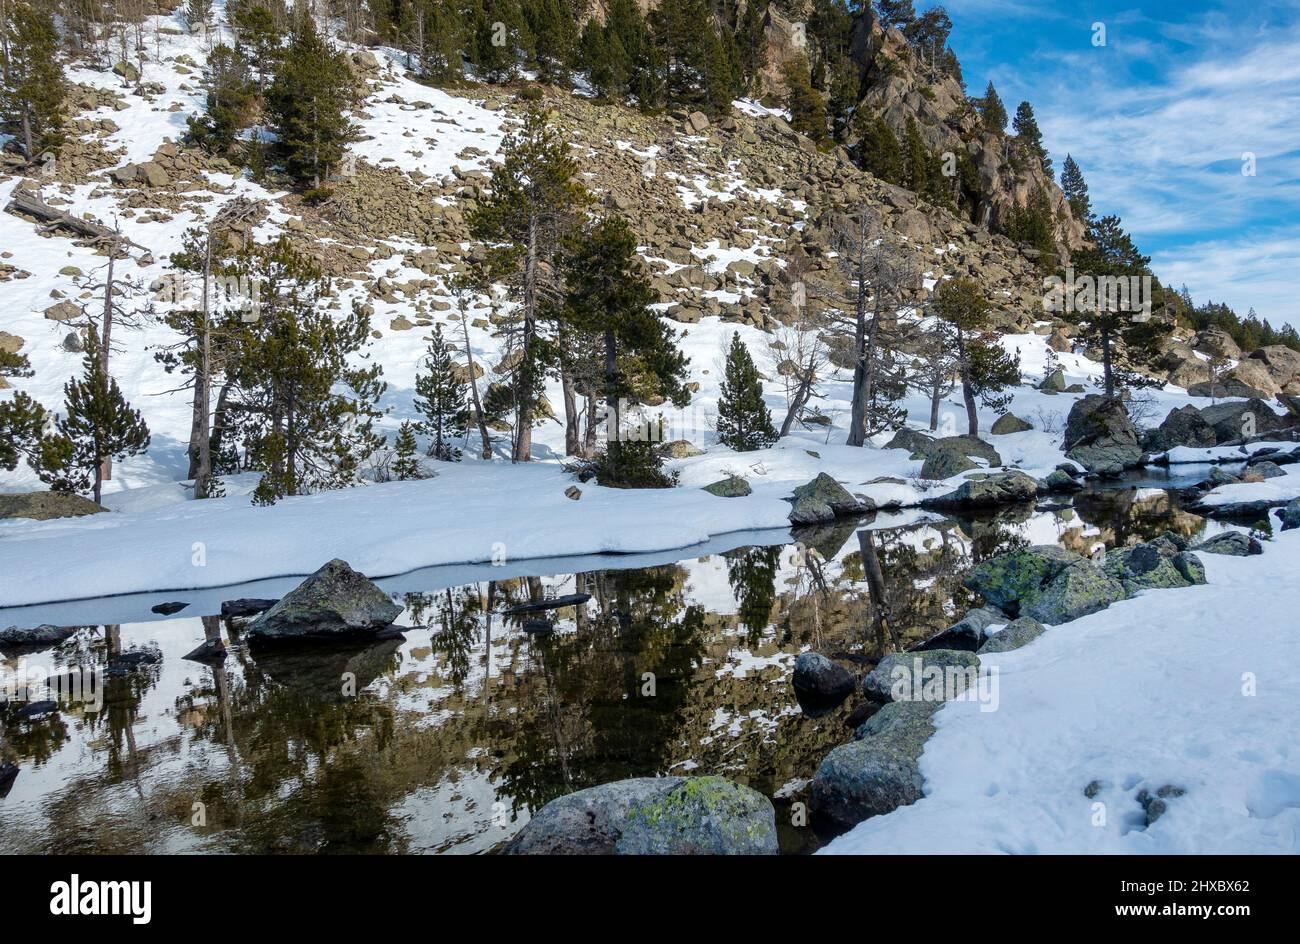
[561,368,580,456]
[857,529,900,654]
[957,327,979,435]
[583,392,599,457]
[98,241,118,484]
[458,305,492,459]
[514,219,539,462]
[929,374,943,431]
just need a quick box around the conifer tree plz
[783,54,827,143]
[0,2,66,159]
[902,116,930,193]
[224,238,386,503]
[392,420,421,479]
[1013,100,1051,175]
[266,16,358,190]
[558,215,689,485]
[43,331,151,504]
[651,0,735,113]
[979,81,1007,133]
[877,0,916,30]
[717,332,776,451]
[413,323,468,460]
[186,44,257,154]
[0,349,51,473]
[469,108,587,462]
[1060,154,1091,222]
[855,115,904,185]
[932,277,1016,435]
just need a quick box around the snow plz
[822,528,1300,854]
[1200,466,1300,507]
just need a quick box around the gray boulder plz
[1063,395,1142,475]
[1038,468,1085,494]
[920,446,976,479]
[931,434,1002,465]
[703,475,751,497]
[1022,561,1127,624]
[1199,398,1292,444]
[923,470,1039,508]
[977,617,1046,654]
[883,427,935,455]
[1145,405,1218,452]
[1193,530,1263,556]
[1249,460,1287,479]
[990,413,1032,434]
[915,606,1007,652]
[1102,542,1206,594]
[792,652,855,706]
[965,546,1126,624]
[1277,499,1300,531]
[861,649,980,703]
[504,776,778,855]
[247,559,402,641]
[1039,368,1067,392]
[810,700,941,829]
[0,492,106,521]
[788,473,872,524]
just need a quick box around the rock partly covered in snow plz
[914,605,1007,652]
[703,475,752,497]
[1102,541,1206,594]
[1063,395,1143,476]
[0,492,105,520]
[977,616,1046,654]
[990,413,1032,434]
[788,473,872,524]
[247,559,403,642]
[503,776,778,855]
[922,470,1038,509]
[0,624,77,651]
[1193,531,1263,557]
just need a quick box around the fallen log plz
[5,190,148,252]
[502,593,592,616]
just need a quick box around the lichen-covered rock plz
[810,701,941,829]
[504,776,778,855]
[1103,542,1205,594]
[1193,530,1262,556]
[788,472,872,524]
[247,559,402,641]
[1063,395,1142,475]
[0,492,105,520]
[882,427,935,455]
[990,413,1032,434]
[662,439,704,458]
[920,446,976,479]
[1024,561,1127,624]
[703,475,751,497]
[923,470,1038,509]
[965,546,1083,613]
[928,434,1001,465]
[1038,468,1084,494]
[977,616,1046,654]
[861,649,980,703]
[791,652,855,707]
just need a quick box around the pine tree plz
[186,43,257,154]
[413,323,468,460]
[43,331,151,504]
[1012,100,1051,175]
[1003,185,1056,267]
[468,108,587,462]
[523,0,576,83]
[231,1,287,76]
[266,16,358,190]
[392,420,422,479]
[979,81,1007,133]
[932,277,1014,435]
[0,2,66,159]
[558,215,689,485]
[855,114,904,185]
[1060,154,1091,222]
[0,348,50,473]
[651,0,735,113]
[223,237,386,503]
[717,332,776,451]
[185,0,213,34]
[877,0,916,30]
[783,54,827,143]
[902,116,930,193]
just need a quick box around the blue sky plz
[939,0,1300,328]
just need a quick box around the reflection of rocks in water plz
[0,624,84,656]
[1074,488,1206,549]
[791,652,856,717]
[251,637,404,700]
[791,516,868,561]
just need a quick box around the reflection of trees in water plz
[1074,488,1205,548]
[493,563,707,818]
[406,588,482,689]
[725,545,782,646]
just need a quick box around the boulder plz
[861,649,980,703]
[1222,360,1281,397]
[1276,499,1300,531]
[788,473,872,525]
[1102,542,1206,594]
[1039,368,1067,392]
[929,434,1001,465]
[221,598,278,619]
[977,616,1046,654]
[1038,468,1084,494]
[703,475,751,497]
[1199,398,1292,444]
[810,701,941,829]
[922,470,1039,508]
[246,559,402,641]
[1251,460,1287,479]
[882,427,935,455]
[920,446,976,479]
[914,606,1007,652]
[1022,561,1127,624]
[504,776,778,855]
[1196,328,1241,360]
[965,546,1125,624]
[44,300,81,322]
[791,652,855,707]
[1193,530,1262,557]
[1063,395,1142,475]
[1247,345,1300,387]
[1145,405,1218,452]
[662,439,704,458]
[0,492,105,520]
[990,413,1032,434]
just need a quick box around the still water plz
[0,486,1226,854]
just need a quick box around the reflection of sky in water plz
[0,491,1225,854]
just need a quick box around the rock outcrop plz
[1063,395,1142,475]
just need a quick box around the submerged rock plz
[977,616,1046,654]
[504,776,778,855]
[792,652,855,708]
[788,473,872,525]
[1193,530,1263,556]
[221,598,278,619]
[1063,395,1143,475]
[810,701,941,829]
[247,559,402,642]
